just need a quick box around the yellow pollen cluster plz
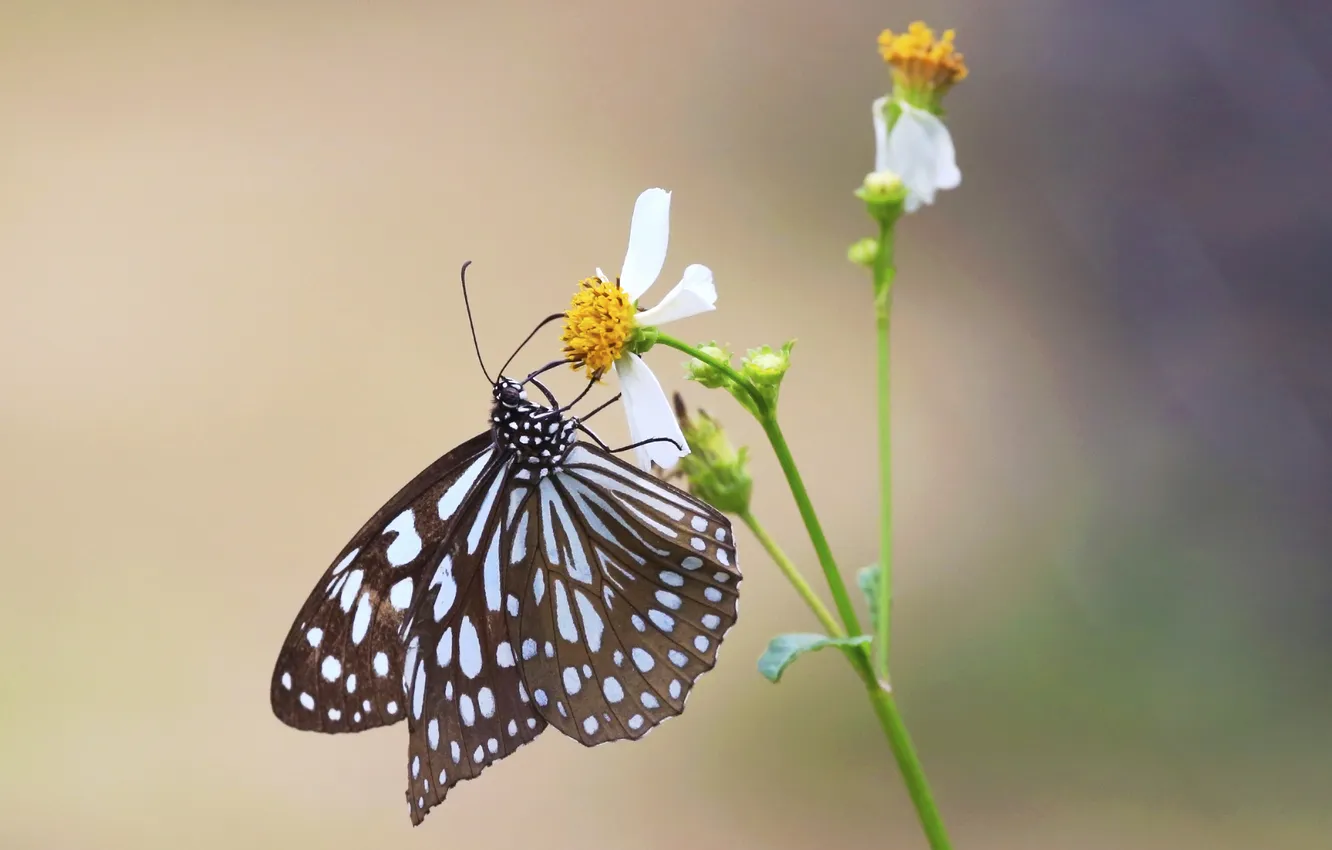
[878,22,968,92]
[561,276,637,378]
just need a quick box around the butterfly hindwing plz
[270,432,494,733]
[402,459,549,825]
[509,444,741,745]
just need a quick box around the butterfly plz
[269,263,741,825]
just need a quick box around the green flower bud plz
[848,236,879,267]
[855,170,907,227]
[672,394,752,515]
[685,342,733,390]
[740,340,795,410]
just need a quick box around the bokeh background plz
[2,1,1329,847]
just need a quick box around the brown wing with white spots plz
[401,462,549,826]
[511,444,741,747]
[270,432,496,734]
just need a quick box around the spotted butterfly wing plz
[270,432,494,732]
[402,380,740,825]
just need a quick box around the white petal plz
[882,103,961,213]
[612,354,688,471]
[619,188,671,299]
[633,264,716,327]
[872,96,891,173]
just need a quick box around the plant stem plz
[738,510,844,638]
[755,413,865,637]
[654,333,863,637]
[861,678,953,849]
[873,221,897,682]
[654,328,950,849]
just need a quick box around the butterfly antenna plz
[498,313,565,379]
[459,260,494,385]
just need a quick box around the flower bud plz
[685,342,734,390]
[740,340,795,410]
[848,237,879,267]
[856,170,907,226]
[671,394,753,515]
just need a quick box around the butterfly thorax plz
[490,378,579,477]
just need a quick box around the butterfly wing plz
[510,443,740,744]
[270,432,497,733]
[401,459,550,825]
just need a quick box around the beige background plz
[2,2,1327,848]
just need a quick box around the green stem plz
[755,414,864,637]
[738,510,844,638]
[862,679,953,849]
[873,222,897,682]
[654,333,863,637]
[655,328,950,849]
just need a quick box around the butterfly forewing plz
[270,433,494,733]
[509,444,741,746]
[402,459,550,825]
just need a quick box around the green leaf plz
[858,563,881,634]
[757,633,872,683]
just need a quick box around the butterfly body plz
[272,374,740,826]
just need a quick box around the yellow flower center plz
[560,276,637,378]
[878,22,968,99]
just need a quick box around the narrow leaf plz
[757,633,872,683]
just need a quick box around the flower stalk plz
[666,329,949,848]
[873,219,896,681]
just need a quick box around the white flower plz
[873,96,961,213]
[595,188,717,470]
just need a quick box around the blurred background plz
[2,1,1329,847]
